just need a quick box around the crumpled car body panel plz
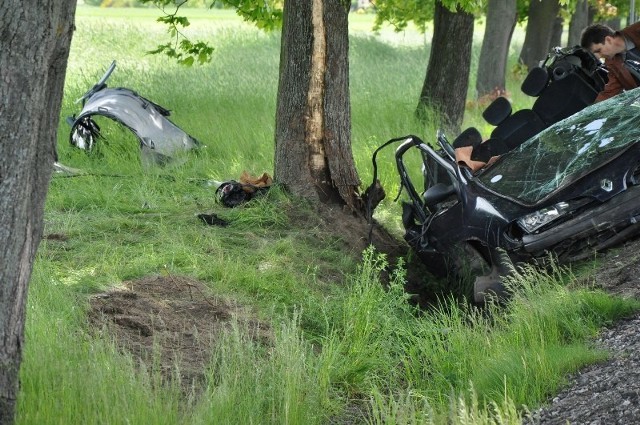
[368,47,640,303]
[68,64,200,165]
[387,89,640,303]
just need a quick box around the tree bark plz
[603,17,621,31]
[274,0,360,209]
[568,0,589,47]
[519,0,561,70]
[417,0,474,134]
[549,15,564,49]
[587,7,620,30]
[0,1,76,423]
[476,0,517,98]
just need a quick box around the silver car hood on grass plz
[67,62,200,165]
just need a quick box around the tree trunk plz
[476,0,517,98]
[603,17,622,31]
[519,0,561,70]
[549,15,564,49]
[0,1,76,423]
[568,0,589,47]
[274,0,360,209]
[417,0,474,134]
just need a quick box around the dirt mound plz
[86,205,416,398]
[88,275,270,393]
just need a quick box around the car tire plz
[450,242,491,299]
[451,244,514,304]
[473,268,509,304]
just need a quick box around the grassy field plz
[16,5,640,424]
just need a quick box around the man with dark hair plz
[581,22,640,102]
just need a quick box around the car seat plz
[456,47,606,165]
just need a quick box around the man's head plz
[581,24,622,59]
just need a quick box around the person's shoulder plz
[623,21,640,34]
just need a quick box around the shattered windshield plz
[479,88,640,204]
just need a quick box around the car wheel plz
[449,242,491,299]
[451,244,514,304]
[473,266,510,304]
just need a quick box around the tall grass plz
[23,247,637,423]
[19,260,185,425]
[16,6,640,425]
[352,255,636,424]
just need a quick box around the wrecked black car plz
[67,61,200,166]
[371,47,640,303]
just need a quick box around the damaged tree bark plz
[274,0,361,209]
[0,2,76,424]
[306,0,330,196]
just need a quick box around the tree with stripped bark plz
[145,0,361,208]
[274,0,360,208]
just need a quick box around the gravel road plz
[525,242,640,424]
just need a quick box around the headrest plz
[521,66,549,97]
[566,46,601,74]
[551,57,581,80]
[482,96,512,126]
[452,126,483,149]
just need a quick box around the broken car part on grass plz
[64,62,274,210]
[66,61,200,166]
[368,46,640,303]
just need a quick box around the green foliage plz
[139,0,216,64]
[149,39,214,65]
[372,0,485,34]
[222,0,283,30]
[372,0,435,33]
[140,0,282,64]
[516,0,530,24]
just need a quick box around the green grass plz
[19,261,185,425]
[15,6,640,425]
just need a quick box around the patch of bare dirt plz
[86,204,407,390]
[86,204,421,399]
[88,274,270,393]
